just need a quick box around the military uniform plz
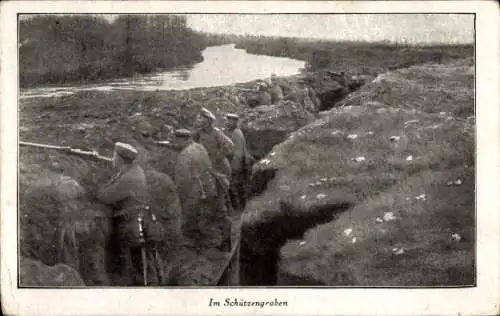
[224,114,251,211]
[257,89,272,106]
[194,127,234,177]
[96,143,160,286]
[296,76,320,113]
[296,85,315,112]
[194,109,235,222]
[269,74,284,104]
[173,130,230,252]
[269,83,284,104]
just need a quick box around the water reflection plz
[20,44,305,99]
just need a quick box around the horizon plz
[20,13,474,45]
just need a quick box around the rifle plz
[19,141,113,164]
[153,140,181,150]
[137,216,148,286]
[235,87,256,92]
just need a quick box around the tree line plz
[197,32,473,73]
[19,15,474,87]
[19,15,209,87]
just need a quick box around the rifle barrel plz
[20,140,113,163]
[154,140,181,149]
[19,141,71,151]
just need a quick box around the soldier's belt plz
[113,207,148,221]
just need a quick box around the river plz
[20,44,305,99]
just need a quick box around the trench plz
[20,72,365,286]
[238,79,365,285]
[240,188,352,286]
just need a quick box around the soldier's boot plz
[217,217,232,252]
[224,192,233,215]
[150,243,166,285]
[229,185,241,212]
[128,246,145,286]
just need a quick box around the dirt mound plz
[338,57,474,117]
[19,168,112,285]
[241,58,474,285]
[300,70,368,111]
[20,256,85,286]
[240,100,316,159]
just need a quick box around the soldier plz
[269,73,284,104]
[173,129,231,252]
[224,113,251,211]
[228,87,244,106]
[96,142,162,286]
[257,82,272,106]
[193,107,235,217]
[296,76,319,113]
[193,108,234,177]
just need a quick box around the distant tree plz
[19,14,210,86]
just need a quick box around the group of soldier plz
[94,106,251,286]
[248,73,320,112]
[60,72,321,286]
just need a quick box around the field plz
[19,42,474,286]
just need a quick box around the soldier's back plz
[197,128,232,176]
[258,91,272,105]
[269,85,284,104]
[174,142,217,202]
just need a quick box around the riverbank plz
[20,44,306,99]
[20,15,208,87]
[233,37,473,75]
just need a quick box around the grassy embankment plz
[241,57,475,286]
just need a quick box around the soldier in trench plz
[268,73,284,104]
[96,142,164,285]
[223,113,252,211]
[193,107,235,215]
[296,76,321,113]
[257,82,272,106]
[173,129,231,252]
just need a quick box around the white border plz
[2,2,499,316]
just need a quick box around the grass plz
[281,166,474,286]
[241,57,475,285]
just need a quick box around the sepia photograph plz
[1,1,499,316]
[17,11,476,288]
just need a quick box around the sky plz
[21,13,474,44]
[186,14,474,44]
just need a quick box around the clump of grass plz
[281,166,474,286]
[339,59,474,117]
